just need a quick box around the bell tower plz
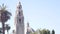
[15,2,24,34]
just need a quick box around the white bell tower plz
[15,2,24,34]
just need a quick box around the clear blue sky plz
[0,0,60,34]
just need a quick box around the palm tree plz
[0,4,12,34]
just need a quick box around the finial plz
[19,1,21,5]
[27,22,29,27]
[17,1,22,9]
[17,0,21,6]
[17,1,21,6]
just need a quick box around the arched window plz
[19,12,20,16]
[17,5,22,9]
[19,19,21,23]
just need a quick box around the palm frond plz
[5,10,12,16]
[0,4,12,23]
[1,4,6,11]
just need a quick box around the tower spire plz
[17,1,22,9]
[27,22,29,27]
[16,1,23,16]
[15,1,24,34]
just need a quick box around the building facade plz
[13,1,35,34]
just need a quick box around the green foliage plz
[39,30,42,34]
[52,30,55,34]
[30,29,51,34]
[6,24,10,32]
[47,30,50,34]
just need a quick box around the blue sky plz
[0,0,60,34]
